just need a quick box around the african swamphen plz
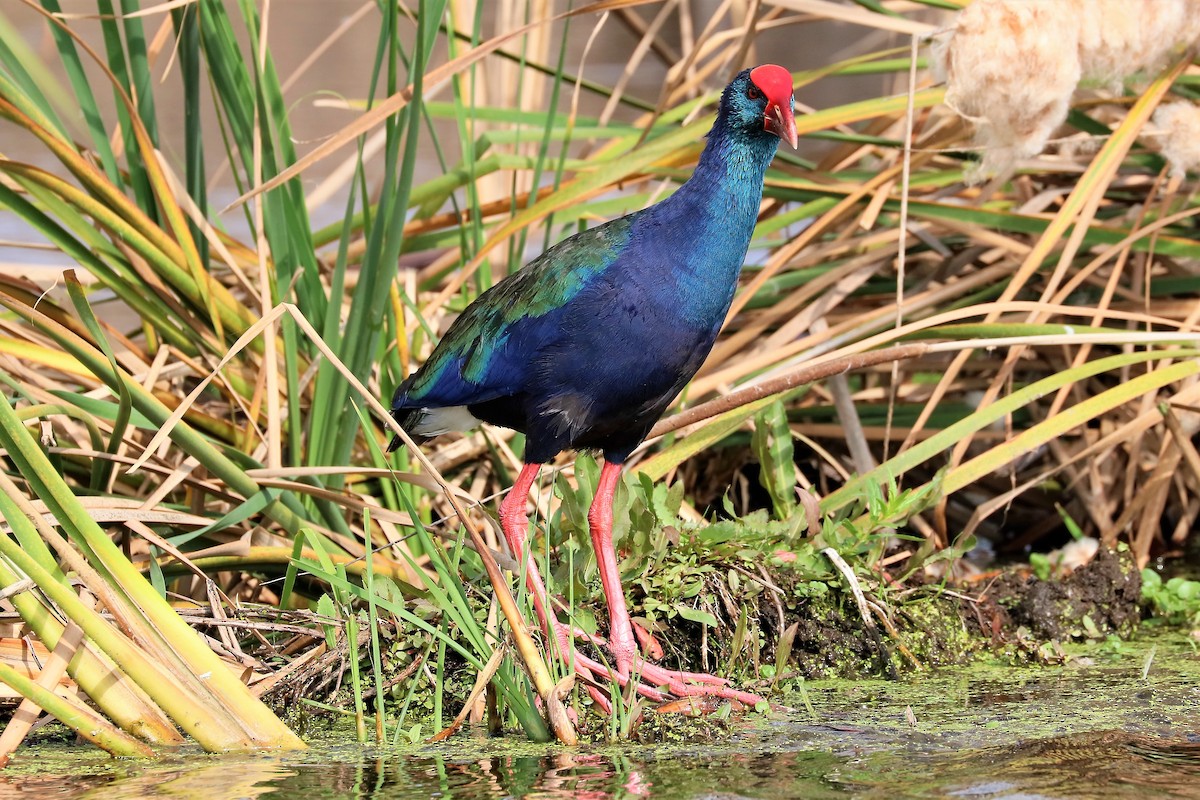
[390,65,797,709]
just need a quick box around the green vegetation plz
[1141,570,1200,628]
[0,0,1197,756]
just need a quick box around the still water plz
[4,639,1198,799]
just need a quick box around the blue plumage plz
[390,66,795,464]
[387,64,797,710]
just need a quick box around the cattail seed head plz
[1152,101,1200,177]
[932,0,1200,182]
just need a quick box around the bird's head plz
[720,64,798,150]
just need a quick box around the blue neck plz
[667,120,779,222]
[652,122,780,324]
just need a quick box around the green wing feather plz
[404,216,634,400]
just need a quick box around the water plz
[7,639,1198,799]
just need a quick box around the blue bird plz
[390,65,797,709]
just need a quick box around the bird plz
[389,64,798,710]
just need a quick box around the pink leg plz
[499,461,765,711]
[587,460,766,708]
[588,461,638,674]
[498,463,557,638]
[498,463,630,711]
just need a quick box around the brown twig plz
[649,343,931,439]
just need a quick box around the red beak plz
[749,64,799,150]
[765,100,799,150]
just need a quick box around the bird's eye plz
[746,84,762,101]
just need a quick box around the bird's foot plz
[630,619,665,660]
[549,615,664,661]
[625,659,766,709]
[608,625,765,708]
[546,622,765,713]
[545,622,663,713]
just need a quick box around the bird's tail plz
[385,406,431,453]
[387,378,482,452]
[386,376,428,453]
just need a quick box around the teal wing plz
[399,215,635,405]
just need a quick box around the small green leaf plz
[316,594,338,649]
[1055,503,1085,541]
[772,621,799,691]
[1030,553,1052,582]
[751,399,797,520]
[675,605,720,628]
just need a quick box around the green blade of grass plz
[0,660,154,758]
[824,349,1200,514]
[0,390,306,749]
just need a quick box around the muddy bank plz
[260,543,1166,735]
[995,547,1143,641]
[9,633,1200,799]
[616,546,1150,686]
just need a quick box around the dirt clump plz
[1001,548,1141,641]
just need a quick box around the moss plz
[263,532,1163,743]
[893,596,980,668]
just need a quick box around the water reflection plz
[6,644,1200,800]
[408,752,654,799]
[0,758,292,800]
[4,731,1199,800]
[231,746,848,799]
[840,734,1200,800]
